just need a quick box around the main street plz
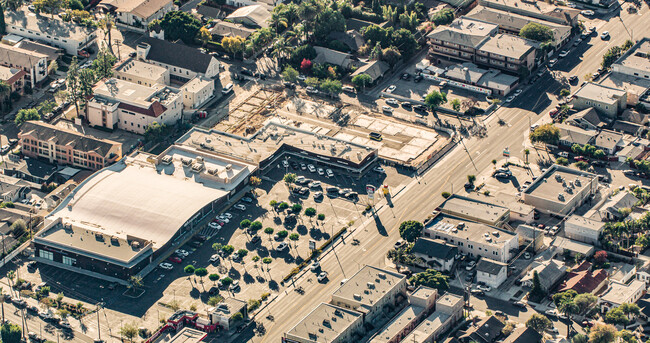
[252,5,649,342]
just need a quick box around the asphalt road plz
[250,5,650,343]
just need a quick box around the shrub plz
[441,192,451,198]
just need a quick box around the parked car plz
[310,261,320,271]
[374,166,385,173]
[382,106,394,114]
[276,242,289,252]
[233,204,246,211]
[559,50,569,58]
[317,272,328,282]
[209,254,220,263]
[414,74,423,82]
[326,169,334,177]
[512,301,526,308]
[465,261,476,271]
[600,31,610,39]
[307,164,316,173]
[386,85,396,93]
[369,132,383,141]
[229,280,240,291]
[168,256,182,264]
[159,263,173,270]
[523,252,532,259]
[386,98,399,106]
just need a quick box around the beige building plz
[572,82,627,117]
[180,77,215,110]
[522,165,599,215]
[284,303,363,343]
[87,78,183,134]
[114,59,169,87]
[0,44,48,88]
[479,0,580,26]
[330,266,407,323]
[137,37,220,82]
[437,194,510,227]
[401,293,464,343]
[99,0,175,31]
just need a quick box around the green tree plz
[556,157,569,165]
[3,0,22,11]
[237,249,248,258]
[220,277,233,287]
[264,227,274,240]
[352,73,373,89]
[559,88,571,98]
[231,312,243,322]
[605,307,628,325]
[208,273,220,285]
[120,322,139,342]
[619,330,638,343]
[128,275,143,290]
[304,207,317,220]
[278,202,289,211]
[314,8,345,40]
[197,26,211,46]
[66,57,81,117]
[594,150,606,159]
[291,203,302,213]
[552,290,577,308]
[619,302,640,320]
[317,213,325,221]
[14,108,40,125]
[289,233,299,248]
[208,296,222,306]
[391,29,418,57]
[194,267,208,281]
[319,79,342,97]
[530,270,545,298]
[281,66,299,83]
[519,22,554,43]
[250,221,262,231]
[576,161,589,170]
[33,0,65,17]
[467,175,476,185]
[424,90,447,110]
[221,36,245,58]
[450,98,461,112]
[431,8,454,25]
[589,324,616,343]
[574,293,598,315]
[92,46,117,79]
[212,243,223,253]
[305,77,319,88]
[152,11,202,44]
[408,269,448,291]
[283,173,297,185]
[530,124,560,145]
[220,245,234,256]
[380,46,401,67]
[240,219,251,229]
[269,200,278,209]
[276,230,288,239]
[143,122,169,143]
[184,265,195,274]
[398,220,423,242]
[573,334,589,343]
[525,314,552,334]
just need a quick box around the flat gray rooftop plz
[425,214,516,247]
[402,311,451,343]
[438,195,509,223]
[332,265,405,310]
[370,305,425,343]
[524,166,596,204]
[285,303,361,343]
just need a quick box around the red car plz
[168,256,182,264]
[549,109,559,117]
[575,156,589,162]
[77,49,90,58]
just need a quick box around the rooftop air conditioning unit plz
[225,164,232,171]
[367,282,375,289]
[161,155,172,165]
[95,233,104,241]
[131,241,140,249]
[378,273,386,279]
[458,222,465,229]
[353,294,362,300]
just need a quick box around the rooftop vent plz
[95,233,104,241]
[225,164,232,171]
[161,155,173,165]
[458,222,465,229]
[110,236,119,245]
[181,158,192,166]
[131,241,140,249]
[558,193,565,201]
[367,282,375,289]
[378,273,386,279]
[353,294,362,300]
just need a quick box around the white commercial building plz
[598,280,646,313]
[522,165,599,215]
[5,8,97,55]
[180,77,215,110]
[99,0,175,31]
[423,213,518,263]
[87,78,182,134]
[564,215,605,245]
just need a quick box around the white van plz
[222,83,233,95]
[558,152,569,158]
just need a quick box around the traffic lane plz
[2,302,93,343]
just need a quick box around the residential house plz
[521,259,567,292]
[476,258,508,288]
[556,123,597,147]
[86,78,183,134]
[637,263,650,286]
[225,5,271,28]
[593,130,624,155]
[19,121,123,171]
[466,6,571,46]
[572,82,627,118]
[350,60,390,84]
[411,238,458,272]
[313,47,358,70]
[99,0,175,31]
[557,261,608,294]
[137,37,220,82]
[478,0,580,26]
[502,327,543,343]
[0,44,49,88]
[5,8,97,55]
[114,59,170,87]
[598,280,646,313]
[611,120,644,137]
[15,40,64,62]
[225,0,278,9]
[423,213,519,263]
[209,21,255,40]
[0,66,27,95]
[596,191,639,221]
[2,157,59,184]
[330,265,407,323]
[0,174,30,203]
[611,263,637,284]
[565,108,606,131]
[328,31,366,52]
[459,316,505,343]
[564,215,605,245]
[552,237,595,258]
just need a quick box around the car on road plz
[159,263,173,270]
[234,204,246,211]
[401,73,411,80]
[168,256,182,263]
[569,75,578,83]
[386,85,396,93]
[374,166,385,173]
[276,242,289,252]
[494,172,510,179]
[548,59,558,67]
[307,164,316,173]
[317,272,328,282]
[478,285,491,292]
[310,261,320,271]
[573,38,582,46]
[549,226,560,235]
[600,31,610,39]
[28,332,43,343]
[385,98,399,106]
[504,96,514,103]
[382,105,394,113]
[470,289,484,296]
[581,9,594,15]
[512,301,526,308]
[414,74,423,82]
[494,310,507,318]
[574,156,589,162]
[59,321,72,330]
[369,132,383,141]
[514,89,522,97]
[241,197,254,203]
[559,50,569,58]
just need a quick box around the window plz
[39,250,53,261]
[63,256,76,266]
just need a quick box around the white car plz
[175,249,189,256]
[386,85,396,93]
[504,96,515,103]
[309,181,321,188]
[317,272,328,282]
[342,86,356,93]
[466,261,476,270]
[478,285,492,292]
[581,9,594,16]
[217,215,229,223]
[310,261,320,271]
[524,252,532,259]
[600,31,610,39]
[209,254,220,262]
[307,164,316,173]
[382,106,394,113]
[374,166,385,173]
[385,98,399,105]
[276,242,289,251]
[326,169,334,177]
[297,75,307,81]
[38,311,52,319]
[59,321,71,330]
[234,204,246,211]
[548,59,558,67]
[222,212,232,219]
[317,168,324,175]
[559,50,569,58]
[208,222,221,230]
[159,263,173,270]
[306,86,319,94]
[514,89,522,96]
[313,191,323,199]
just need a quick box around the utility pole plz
[96,302,104,341]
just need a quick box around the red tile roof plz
[558,263,608,294]
[118,101,167,118]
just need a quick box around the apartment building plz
[19,121,122,171]
[87,78,183,134]
[423,213,518,262]
[180,77,215,110]
[572,82,627,117]
[99,0,175,31]
[5,8,97,55]
[136,37,220,82]
[479,0,580,27]
[114,59,170,87]
[0,44,48,88]
[0,66,27,94]
[427,18,537,74]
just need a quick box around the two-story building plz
[99,0,175,31]
[136,37,220,83]
[86,78,183,134]
[411,238,458,272]
[19,121,123,171]
[479,0,580,27]
[5,8,97,55]
[572,82,627,118]
[114,59,170,87]
[0,44,49,88]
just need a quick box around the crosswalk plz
[198,226,220,239]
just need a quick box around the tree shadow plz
[296,225,308,235]
[268,280,278,291]
[189,288,201,299]
[309,228,324,240]
[243,272,255,284]
[228,267,242,280]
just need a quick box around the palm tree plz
[97,13,115,54]
[524,149,530,164]
[271,38,291,68]
[269,11,288,34]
